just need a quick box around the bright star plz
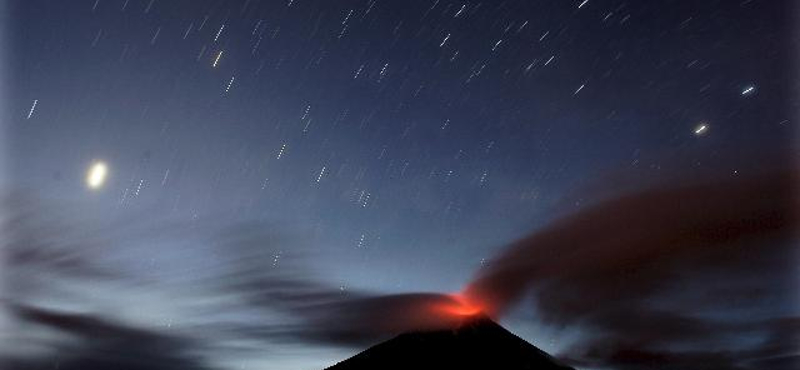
[694,123,709,136]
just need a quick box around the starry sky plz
[2,1,798,370]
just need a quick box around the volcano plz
[325,315,574,370]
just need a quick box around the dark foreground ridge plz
[325,314,575,370]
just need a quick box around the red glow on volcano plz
[436,293,484,318]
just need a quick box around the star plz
[694,123,709,136]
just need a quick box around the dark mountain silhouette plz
[325,314,575,370]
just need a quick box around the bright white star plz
[694,123,709,136]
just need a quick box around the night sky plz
[2,1,798,370]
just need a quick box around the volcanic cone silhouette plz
[325,314,574,370]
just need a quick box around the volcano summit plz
[325,314,574,370]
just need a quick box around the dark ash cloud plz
[463,169,798,369]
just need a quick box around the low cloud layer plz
[1,166,797,369]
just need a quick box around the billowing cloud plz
[462,168,798,369]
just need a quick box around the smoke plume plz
[462,168,798,369]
